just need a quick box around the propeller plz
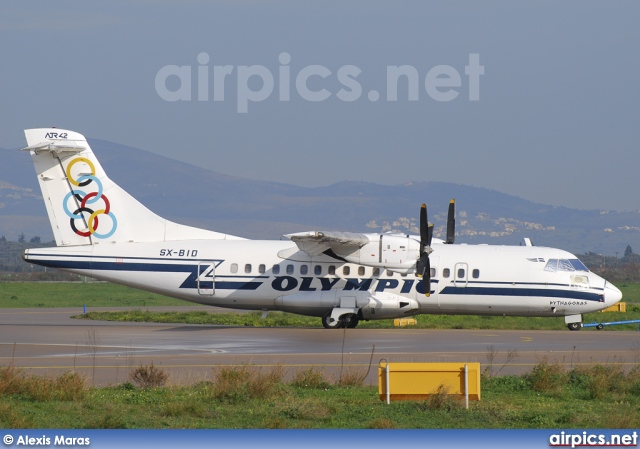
[416,199,456,296]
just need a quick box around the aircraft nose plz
[605,282,623,305]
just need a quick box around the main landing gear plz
[567,322,582,331]
[321,312,359,329]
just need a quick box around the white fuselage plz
[24,238,622,321]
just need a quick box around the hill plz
[1,140,638,255]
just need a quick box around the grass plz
[0,365,87,402]
[0,282,187,308]
[1,362,640,428]
[617,282,640,303]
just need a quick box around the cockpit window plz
[544,259,558,272]
[558,259,574,271]
[569,259,589,272]
[544,258,589,272]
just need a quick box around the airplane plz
[21,128,622,331]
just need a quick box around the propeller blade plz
[420,203,428,248]
[417,252,428,277]
[417,203,432,296]
[446,198,455,244]
[423,254,431,297]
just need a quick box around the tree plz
[18,233,25,243]
[0,235,6,242]
[624,245,634,258]
[29,236,41,244]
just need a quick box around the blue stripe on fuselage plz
[26,256,603,300]
[440,286,603,302]
[27,257,262,291]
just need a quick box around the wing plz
[285,231,370,258]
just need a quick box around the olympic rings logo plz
[62,157,118,239]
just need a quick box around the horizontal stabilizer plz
[22,141,85,155]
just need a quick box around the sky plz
[1,1,639,211]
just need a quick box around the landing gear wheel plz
[322,312,344,329]
[567,322,582,331]
[344,314,359,329]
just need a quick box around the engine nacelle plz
[275,290,371,315]
[360,292,420,320]
[342,234,420,274]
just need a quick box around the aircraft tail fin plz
[23,128,238,246]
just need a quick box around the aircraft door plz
[428,256,439,303]
[197,262,215,296]
[380,235,408,265]
[453,262,468,288]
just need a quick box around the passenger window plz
[443,268,450,278]
[258,264,266,274]
[472,269,480,279]
[328,265,336,275]
[286,265,294,275]
[272,265,280,274]
[314,265,322,275]
[457,268,465,279]
[372,268,380,277]
[245,264,252,274]
[430,268,436,278]
[230,263,238,274]
[300,265,308,275]
[386,270,394,276]
[358,266,365,276]
[343,266,350,276]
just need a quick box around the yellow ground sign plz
[378,362,481,401]
[393,318,417,327]
[601,302,626,313]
